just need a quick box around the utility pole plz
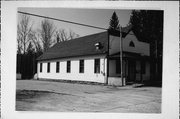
[119,26,124,86]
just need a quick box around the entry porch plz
[107,52,150,86]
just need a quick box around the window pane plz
[79,60,84,73]
[56,62,59,73]
[94,59,100,73]
[67,61,71,73]
[47,62,50,73]
[129,41,135,47]
[40,63,42,72]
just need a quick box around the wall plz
[108,77,125,86]
[109,60,117,77]
[109,59,126,77]
[109,31,150,56]
[123,31,150,56]
[108,31,150,82]
[109,35,120,55]
[37,55,107,83]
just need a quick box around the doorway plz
[127,60,136,83]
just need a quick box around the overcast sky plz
[18,8,132,37]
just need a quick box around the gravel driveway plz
[16,80,161,113]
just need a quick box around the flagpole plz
[120,26,124,86]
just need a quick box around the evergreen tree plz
[129,10,163,82]
[129,10,163,58]
[26,42,35,54]
[109,11,120,31]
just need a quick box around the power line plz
[18,11,135,36]
[18,11,107,31]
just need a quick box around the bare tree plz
[39,19,56,52]
[28,31,43,53]
[26,41,35,54]
[17,15,33,54]
[55,29,79,43]
[17,35,22,54]
[69,29,79,40]
[55,29,68,42]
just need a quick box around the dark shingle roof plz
[37,31,109,61]
[37,25,133,61]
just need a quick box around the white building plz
[37,26,150,86]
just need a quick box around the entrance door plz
[128,60,136,83]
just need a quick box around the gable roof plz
[108,24,133,37]
[37,31,109,61]
[37,25,133,61]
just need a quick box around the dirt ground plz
[16,80,161,113]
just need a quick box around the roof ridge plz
[37,31,108,61]
[62,31,107,42]
[51,31,108,49]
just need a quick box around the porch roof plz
[109,51,150,60]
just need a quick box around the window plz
[94,59,100,73]
[67,61,71,73]
[47,62,50,73]
[79,60,84,73]
[116,60,121,74]
[129,41,135,47]
[141,61,146,74]
[56,62,60,73]
[40,63,43,72]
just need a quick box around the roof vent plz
[95,42,102,50]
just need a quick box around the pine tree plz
[109,11,120,31]
[129,10,163,82]
[129,10,163,58]
[26,42,34,54]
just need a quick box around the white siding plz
[109,31,150,56]
[109,35,120,55]
[37,55,107,83]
